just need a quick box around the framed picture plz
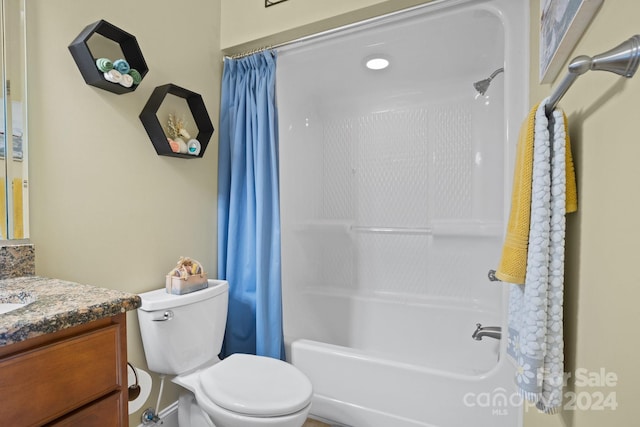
[0,101,24,161]
[540,0,603,83]
[0,132,23,161]
[265,0,288,7]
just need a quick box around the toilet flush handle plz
[152,310,174,321]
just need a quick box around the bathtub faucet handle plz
[472,323,482,337]
[487,269,501,282]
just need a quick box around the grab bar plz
[350,226,432,235]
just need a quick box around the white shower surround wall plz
[277,0,528,426]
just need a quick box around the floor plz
[303,419,332,427]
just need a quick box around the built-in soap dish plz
[0,291,36,315]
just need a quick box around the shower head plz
[473,67,504,95]
[473,79,491,96]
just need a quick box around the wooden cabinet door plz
[0,319,126,426]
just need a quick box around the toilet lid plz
[199,353,313,417]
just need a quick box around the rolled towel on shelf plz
[119,73,134,88]
[128,69,142,85]
[113,58,130,74]
[103,69,123,83]
[95,57,113,72]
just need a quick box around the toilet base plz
[177,389,310,427]
[179,391,215,427]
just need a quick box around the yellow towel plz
[12,178,24,239]
[0,178,26,239]
[0,178,6,239]
[495,104,577,284]
[564,114,578,214]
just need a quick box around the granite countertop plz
[0,276,141,346]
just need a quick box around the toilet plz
[137,280,312,427]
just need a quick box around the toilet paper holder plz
[128,362,141,402]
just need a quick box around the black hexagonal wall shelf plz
[69,19,148,94]
[139,84,214,158]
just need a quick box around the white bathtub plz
[277,0,528,425]
[288,299,518,427]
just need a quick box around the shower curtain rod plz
[222,15,376,60]
[222,0,467,60]
[227,46,276,60]
[545,34,640,116]
[223,14,380,60]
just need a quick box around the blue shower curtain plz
[217,51,284,360]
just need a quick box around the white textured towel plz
[119,73,134,88]
[104,69,123,83]
[507,99,568,414]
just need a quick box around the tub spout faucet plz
[472,323,502,340]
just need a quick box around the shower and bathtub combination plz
[276,0,528,426]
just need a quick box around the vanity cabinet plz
[0,313,128,426]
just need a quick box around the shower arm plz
[545,34,640,117]
[488,67,504,81]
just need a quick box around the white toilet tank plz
[138,280,229,375]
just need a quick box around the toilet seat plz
[198,353,313,417]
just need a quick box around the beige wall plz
[26,0,221,423]
[26,0,638,425]
[526,0,640,425]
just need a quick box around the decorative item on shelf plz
[166,113,197,155]
[68,19,149,94]
[139,83,214,158]
[177,139,188,153]
[187,139,201,156]
[166,257,208,295]
[167,138,180,153]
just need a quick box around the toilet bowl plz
[137,281,312,427]
[175,354,312,427]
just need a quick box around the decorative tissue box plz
[166,257,208,295]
